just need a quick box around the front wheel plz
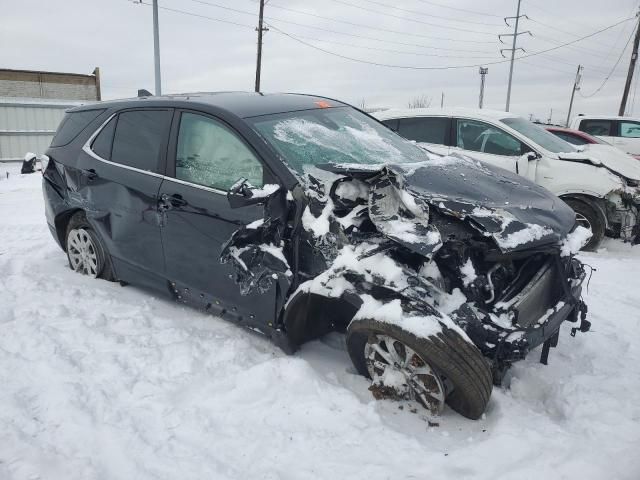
[346,318,492,420]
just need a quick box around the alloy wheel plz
[364,334,446,415]
[67,228,100,278]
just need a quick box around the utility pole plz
[152,0,161,95]
[566,65,583,126]
[619,11,640,116]
[479,67,488,108]
[547,107,553,124]
[254,0,269,92]
[500,0,530,112]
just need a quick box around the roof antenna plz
[138,89,153,97]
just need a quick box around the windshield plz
[250,107,430,173]
[501,117,575,154]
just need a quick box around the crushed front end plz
[222,157,592,385]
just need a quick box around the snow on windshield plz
[252,108,430,173]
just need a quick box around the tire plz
[347,318,492,420]
[563,198,605,251]
[65,211,114,280]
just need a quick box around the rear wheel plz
[347,318,492,420]
[563,198,605,251]
[65,212,114,280]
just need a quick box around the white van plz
[374,108,640,250]
[570,115,640,156]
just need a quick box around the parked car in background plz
[546,125,640,161]
[374,108,640,250]
[570,115,640,157]
[41,93,593,419]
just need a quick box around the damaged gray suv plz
[43,92,591,419]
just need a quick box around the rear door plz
[80,108,172,288]
[395,116,451,155]
[450,117,534,178]
[616,119,640,155]
[158,110,279,323]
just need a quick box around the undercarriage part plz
[347,317,493,420]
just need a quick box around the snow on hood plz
[558,144,640,181]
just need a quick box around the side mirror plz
[227,178,279,209]
[526,151,540,161]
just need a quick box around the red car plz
[545,126,640,160]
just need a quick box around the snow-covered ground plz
[1,165,639,480]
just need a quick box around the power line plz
[325,0,499,33]
[186,0,498,44]
[579,26,636,98]
[263,19,498,52]
[268,17,635,71]
[516,58,577,76]
[286,33,501,60]
[357,0,504,26]
[412,0,502,18]
[139,1,254,29]
[147,1,498,53]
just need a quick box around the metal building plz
[0,68,101,162]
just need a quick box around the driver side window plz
[456,119,525,156]
[176,112,263,190]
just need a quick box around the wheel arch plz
[559,193,608,228]
[281,289,361,351]
[54,208,84,251]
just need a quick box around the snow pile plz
[250,183,280,198]
[561,226,592,256]
[352,295,446,340]
[460,259,477,286]
[1,166,640,479]
[496,223,554,249]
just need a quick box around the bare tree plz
[407,95,432,109]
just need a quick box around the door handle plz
[159,193,187,210]
[84,168,98,181]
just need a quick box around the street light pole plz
[152,0,162,95]
[479,67,488,108]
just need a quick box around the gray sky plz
[2,0,638,122]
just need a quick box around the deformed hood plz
[558,144,640,181]
[325,155,577,254]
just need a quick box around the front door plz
[450,118,537,181]
[159,110,278,324]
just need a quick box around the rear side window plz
[91,117,117,160]
[580,119,613,136]
[50,109,105,147]
[111,110,172,172]
[397,117,449,145]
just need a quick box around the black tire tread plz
[65,211,115,281]
[347,318,492,420]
